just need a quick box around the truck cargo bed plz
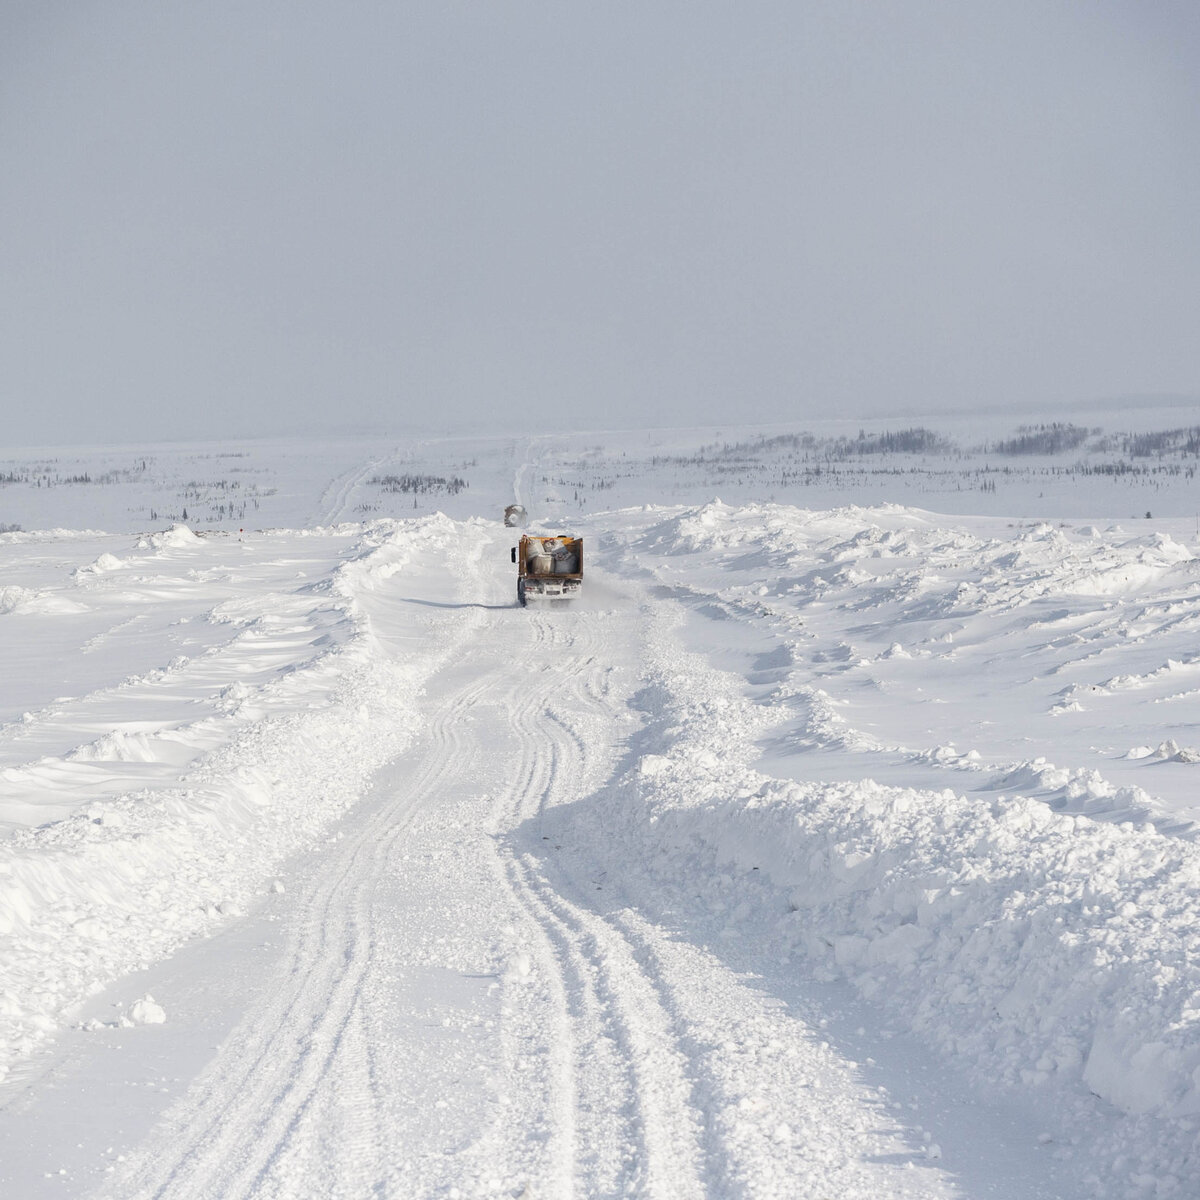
[513,535,583,606]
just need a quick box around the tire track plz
[493,600,959,1200]
[101,537,717,1199]
[101,672,495,1199]
[484,607,710,1198]
[315,452,393,526]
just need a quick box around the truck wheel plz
[517,579,527,607]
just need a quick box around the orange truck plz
[511,534,583,606]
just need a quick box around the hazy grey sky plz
[2,1,1198,444]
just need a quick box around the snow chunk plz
[503,952,534,984]
[638,754,672,778]
[129,996,166,1025]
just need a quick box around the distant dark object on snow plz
[504,504,528,528]
[991,423,1090,456]
[368,473,467,495]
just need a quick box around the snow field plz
[632,499,1200,825]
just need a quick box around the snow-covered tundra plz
[1,423,1199,1198]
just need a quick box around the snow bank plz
[616,607,1200,1142]
[0,514,486,1080]
[612,499,1200,1158]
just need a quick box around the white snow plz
[128,997,166,1026]
[0,417,1199,1196]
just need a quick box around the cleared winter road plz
[88,531,969,1198]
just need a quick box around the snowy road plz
[3,442,1200,1195]
[4,525,1063,1198]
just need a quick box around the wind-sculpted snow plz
[0,515,486,1082]
[0,586,90,616]
[638,500,1200,831]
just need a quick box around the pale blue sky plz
[2,1,1198,444]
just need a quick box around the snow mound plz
[128,996,166,1026]
[135,523,202,551]
[68,729,162,763]
[0,586,87,616]
[73,552,126,579]
[0,586,34,615]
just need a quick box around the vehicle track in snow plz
[100,574,726,1198]
[315,452,394,526]
[100,661,497,1200]
[484,608,710,1198]
[491,604,966,1200]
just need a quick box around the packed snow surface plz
[1,423,1199,1197]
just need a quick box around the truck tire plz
[517,578,527,607]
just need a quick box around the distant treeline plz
[656,422,1200,467]
[368,473,468,495]
[990,423,1091,456]
[988,423,1200,458]
[834,428,955,456]
[661,427,952,466]
[1120,427,1200,457]
[0,465,147,486]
